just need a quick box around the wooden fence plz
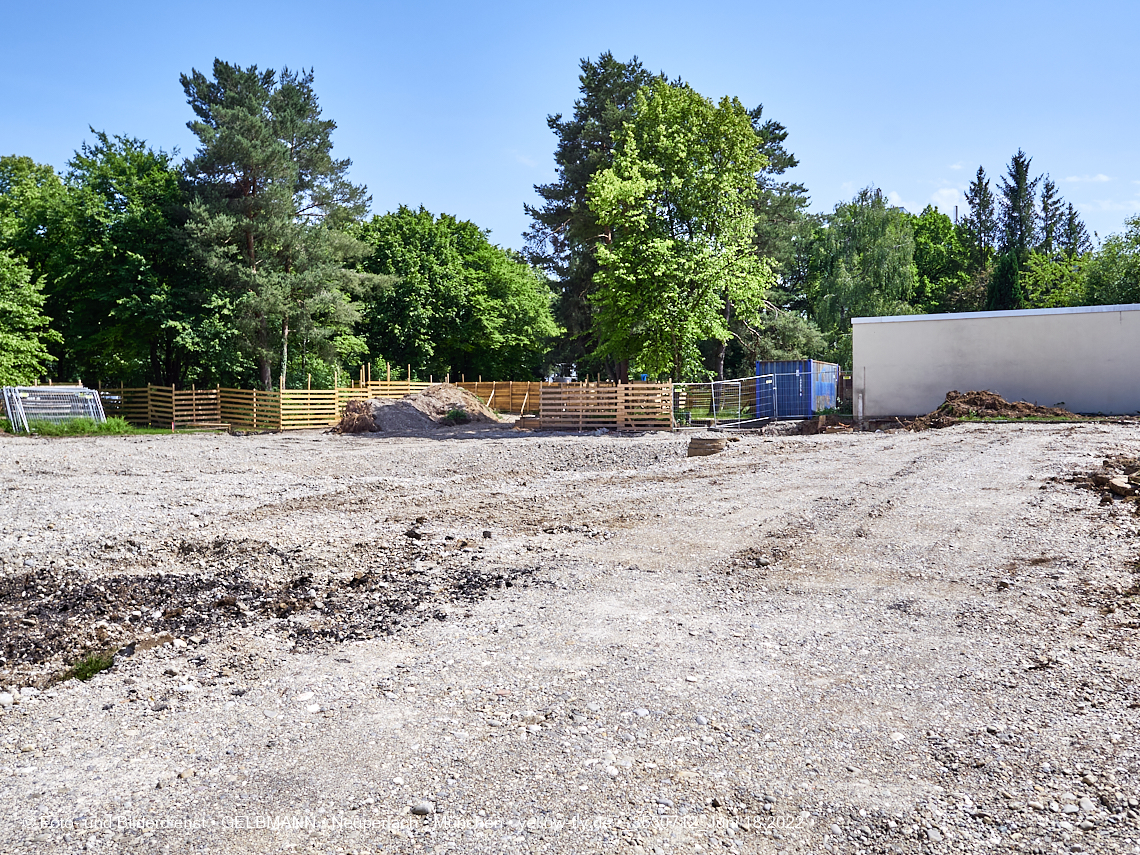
[98,379,674,432]
[537,383,674,431]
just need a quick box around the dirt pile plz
[911,390,1079,430]
[334,383,500,434]
[799,414,853,435]
[1074,454,1140,505]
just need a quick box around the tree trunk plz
[280,315,290,390]
[715,298,733,381]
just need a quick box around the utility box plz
[755,360,840,419]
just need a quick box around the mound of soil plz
[334,383,500,434]
[799,414,854,435]
[911,390,1079,430]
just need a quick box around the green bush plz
[444,408,471,424]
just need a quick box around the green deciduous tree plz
[586,80,772,381]
[911,205,971,313]
[51,132,219,386]
[180,59,371,389]
[0,240,60,386]
[808,188,916,366]
[524,53,660,380]
[356,207,559,380]
[1085,215,1140,305]
[1021,250,1089,308]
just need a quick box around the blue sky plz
[3,0,1137,250]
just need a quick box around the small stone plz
[1078,820,1095,831]
[890,731,905,741]
[393,777,404,785]
[306,704,320,714]
[151,702,169,712]
[296,691,314,702]
[695,715,708,726]
[1062,804,1079,814]
[926,827,943,842]
[684,675,699,683]
[1081,773,1097,785]
[606,765,619,777]
[178,769,195,779]
[830,824,842,835]
[634,708,650,717]
[0,692,13,709]
[172,638,187,649]
[482,530,492,539]
[411,801,434,816]
[1079,797,1095,811]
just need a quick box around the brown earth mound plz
[799,414,854,435]
[334,384,500,434]
[911,390,1079,430]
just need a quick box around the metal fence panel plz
[2,386,107,433]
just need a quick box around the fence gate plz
[673,376,775,428]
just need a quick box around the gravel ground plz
[1,421,1138,855]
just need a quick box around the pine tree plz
[523,53,659,380]
[998,150,1039,258]
[180,60,370,388]
[1058,203,1092,258]
[962,166,997,270]
[1038,175,1064,256]
[986,251,1025,311]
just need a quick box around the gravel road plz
[1,422,1138,855]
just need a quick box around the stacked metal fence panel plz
[3,386,106,432]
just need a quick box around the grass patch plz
[27,416,139,436]
[21,417,194,436]
[59,651,114,682]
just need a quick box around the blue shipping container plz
[755,360,839,419]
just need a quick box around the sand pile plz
[335,384,500,434]
[911,390,1079,430]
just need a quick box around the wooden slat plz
[538,383,673,431]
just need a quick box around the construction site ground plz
[1,421,1138,854]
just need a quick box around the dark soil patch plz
[0,536,541,685]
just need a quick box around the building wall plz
[852,304,1140,417]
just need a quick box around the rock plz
[1079,797,1095,811]
[411,801,434,816]
[687,437,728,458]
[634,708,650,717]
[306,704,320,714]
[830,824,842,835]
[695,715,709,725]
[0,692,12,709]
[606,765,619,777]
[296,691,314,702]
[1108,477,1136,496]
[1081,773,1098,785]
[926,827,943,842]
[1078,820,1095,831]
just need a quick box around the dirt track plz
[1,422,1139,854]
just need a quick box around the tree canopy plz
[586,79,772,381]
